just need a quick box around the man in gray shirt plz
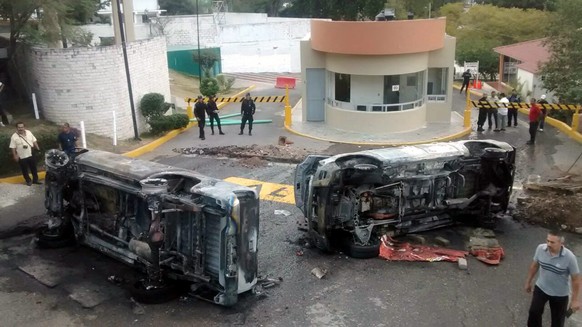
[525,230,581,326]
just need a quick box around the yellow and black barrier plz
[471,101,579,111]
[185,95,287,104]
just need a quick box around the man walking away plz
[507,89,521,127]
[460,69,472,94]
[527,98,541,145]
[58,123,78,155]
[9,122,41,186]
[498,93,509,131]
[538,95,549,131]
[487,91,499,131]
[240,93,256,136]
[476,92,488,132]
[194,95,206,140]
[206,95,224,135]
[525,230,581,326]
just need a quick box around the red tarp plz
[379,235,468,263]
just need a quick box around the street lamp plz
[115,0,140,140]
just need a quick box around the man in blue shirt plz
[57,123,77,155]
[525,230,581,326]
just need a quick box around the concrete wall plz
[28,37,170,139]
[326,105,426,133]
[351,75,383,104]
[81,13,313,73]
[426,35,455,122]
[326,53,429,76]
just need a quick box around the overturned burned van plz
[294,140,515,259]
[40,149,259,306]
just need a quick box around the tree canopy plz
[538,0,582,103]
[439,3,551,79]
[482,0,557,11]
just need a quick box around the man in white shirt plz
[498,93,509,131]
[9,121,41,186]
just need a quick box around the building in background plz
[493,39,553,101]
[300,17,455,134]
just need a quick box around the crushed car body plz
[41,149,259,306]
[294,140,515,258]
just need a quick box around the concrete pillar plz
[111,0,122,45]
[123,0,136,42]
[111,0,135,44]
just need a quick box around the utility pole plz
[115,0,140,140]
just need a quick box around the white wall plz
[99,0,159,13]
[350,75,383,104]
[81,13,314,72]
[28,37,170,139]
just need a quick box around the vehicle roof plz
[75,150,198,182]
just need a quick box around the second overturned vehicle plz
[294,140,515,258]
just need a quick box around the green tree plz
[192,49,220,77]
[482,0,557,11]
[440,4,551,80]
[159,0,196,15]
[539,0,582,104]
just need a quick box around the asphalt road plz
[1,84,582,326]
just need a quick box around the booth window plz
[335,73,350,102]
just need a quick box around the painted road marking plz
[225,177,295,205]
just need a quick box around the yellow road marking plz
[225,177,295,205]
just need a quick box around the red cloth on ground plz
[379,235,468,263]
[469,247,505,265]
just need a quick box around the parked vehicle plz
[294,140,515,259]
[40,149,259,306]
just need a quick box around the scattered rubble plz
[311,267,327,279]
[274,210,291,217]
[514,175,582,231]
[175,144,322,164]
[468,228,504,265]
[458,258,468,270]
[434,236,451,247]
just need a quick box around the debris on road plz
[175,145,322,164]
[131,298,146,315]
[468,228,504,265]
[274,209,291,216]
[311,267,327,279]
[379,235,468,263]
[458,258,468,270]
[434,236,451,247]
[515,174,582,231]
[296,249,304,256]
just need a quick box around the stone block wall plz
[28,37,171,139]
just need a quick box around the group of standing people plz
[194,93,256,140]
[475,89,548,145]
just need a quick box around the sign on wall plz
[392,85,400,92]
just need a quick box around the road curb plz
[0,85,256,184]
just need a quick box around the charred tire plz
[35,226,76,249]
[482,148,507,159]
[343,238,380,259]
[129,279,184,304]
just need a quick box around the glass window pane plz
[427,68,448,95]
[335,73,350,102]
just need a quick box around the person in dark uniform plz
[194,95,206,140]
[206,95,224,135]
[538,94,549,131]
[476,92,489,132]
[239,93,256,136]
[460,69,472,94]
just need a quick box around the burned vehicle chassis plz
[295,140,515,258]
[41,149,259,306]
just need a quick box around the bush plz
[140,93,166,121]
[0,128,60,177]
[200,78,220,97]
[148,114,189,135]
[547,109,574,125]
[216,74,236,93]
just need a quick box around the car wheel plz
[129,279,185,304]
[343,237,380,259]
[35,226,76,249]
